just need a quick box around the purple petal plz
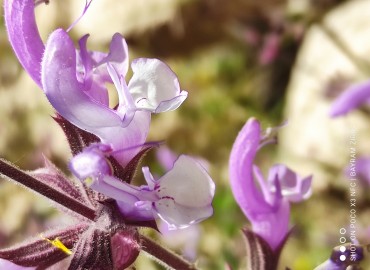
[330,79,370,117]
[76,33,129,106]
[156,146,177,171]
[314,260,343,270]
[96,33,129,77]
[77,34,109,105]
[128,58,188,113]
[267,164,312,203]
[69,145,112,180]
[105,111,151,166]
[4,0,44,87]
[42,29,123,132]
[229,118,271,219]
[42,29,150,165]
[353,156,370,185]
[251,200,290,251]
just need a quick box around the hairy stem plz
[0,158,96,221]
[140,234,199,270]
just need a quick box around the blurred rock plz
[279,0,370,191]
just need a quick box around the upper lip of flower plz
[5,0,188,168]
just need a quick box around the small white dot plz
[340,246,346,252]
[340,255,346,261]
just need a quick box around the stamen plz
[40,234,73,255]
[66,0,93,33]
[84,177,95,186]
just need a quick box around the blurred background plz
[1,0,370,269]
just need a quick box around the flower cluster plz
[1,0,215,269]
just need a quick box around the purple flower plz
[70,144,215,230]
[229,118,312,250]
[4,0,187,166]
[330,79,370,117]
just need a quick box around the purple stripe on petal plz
[4,0,44,87]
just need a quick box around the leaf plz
[242,228,277,270]
[0,224,88,268]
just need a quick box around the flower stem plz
[0,158,96,221]
[139,234,199,270]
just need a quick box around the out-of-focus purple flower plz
[345,156,370,186]
[330,80,370,117]
[258,32,281,65]
[229,118,312,250]
[158,220,200,261]
[70,145,215,230]
[0,259,34,270]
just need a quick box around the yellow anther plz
[40,234,72,255]
[84,177,94,186]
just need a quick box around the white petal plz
[154,198,213,230]
[128,58,187,112]
[157,155,215,207]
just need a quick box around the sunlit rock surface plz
[280,0,370,190]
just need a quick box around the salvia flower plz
[70,144,215,230]
[5,0,187,167]
[229,118,312,250]
[330,79,370,117]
